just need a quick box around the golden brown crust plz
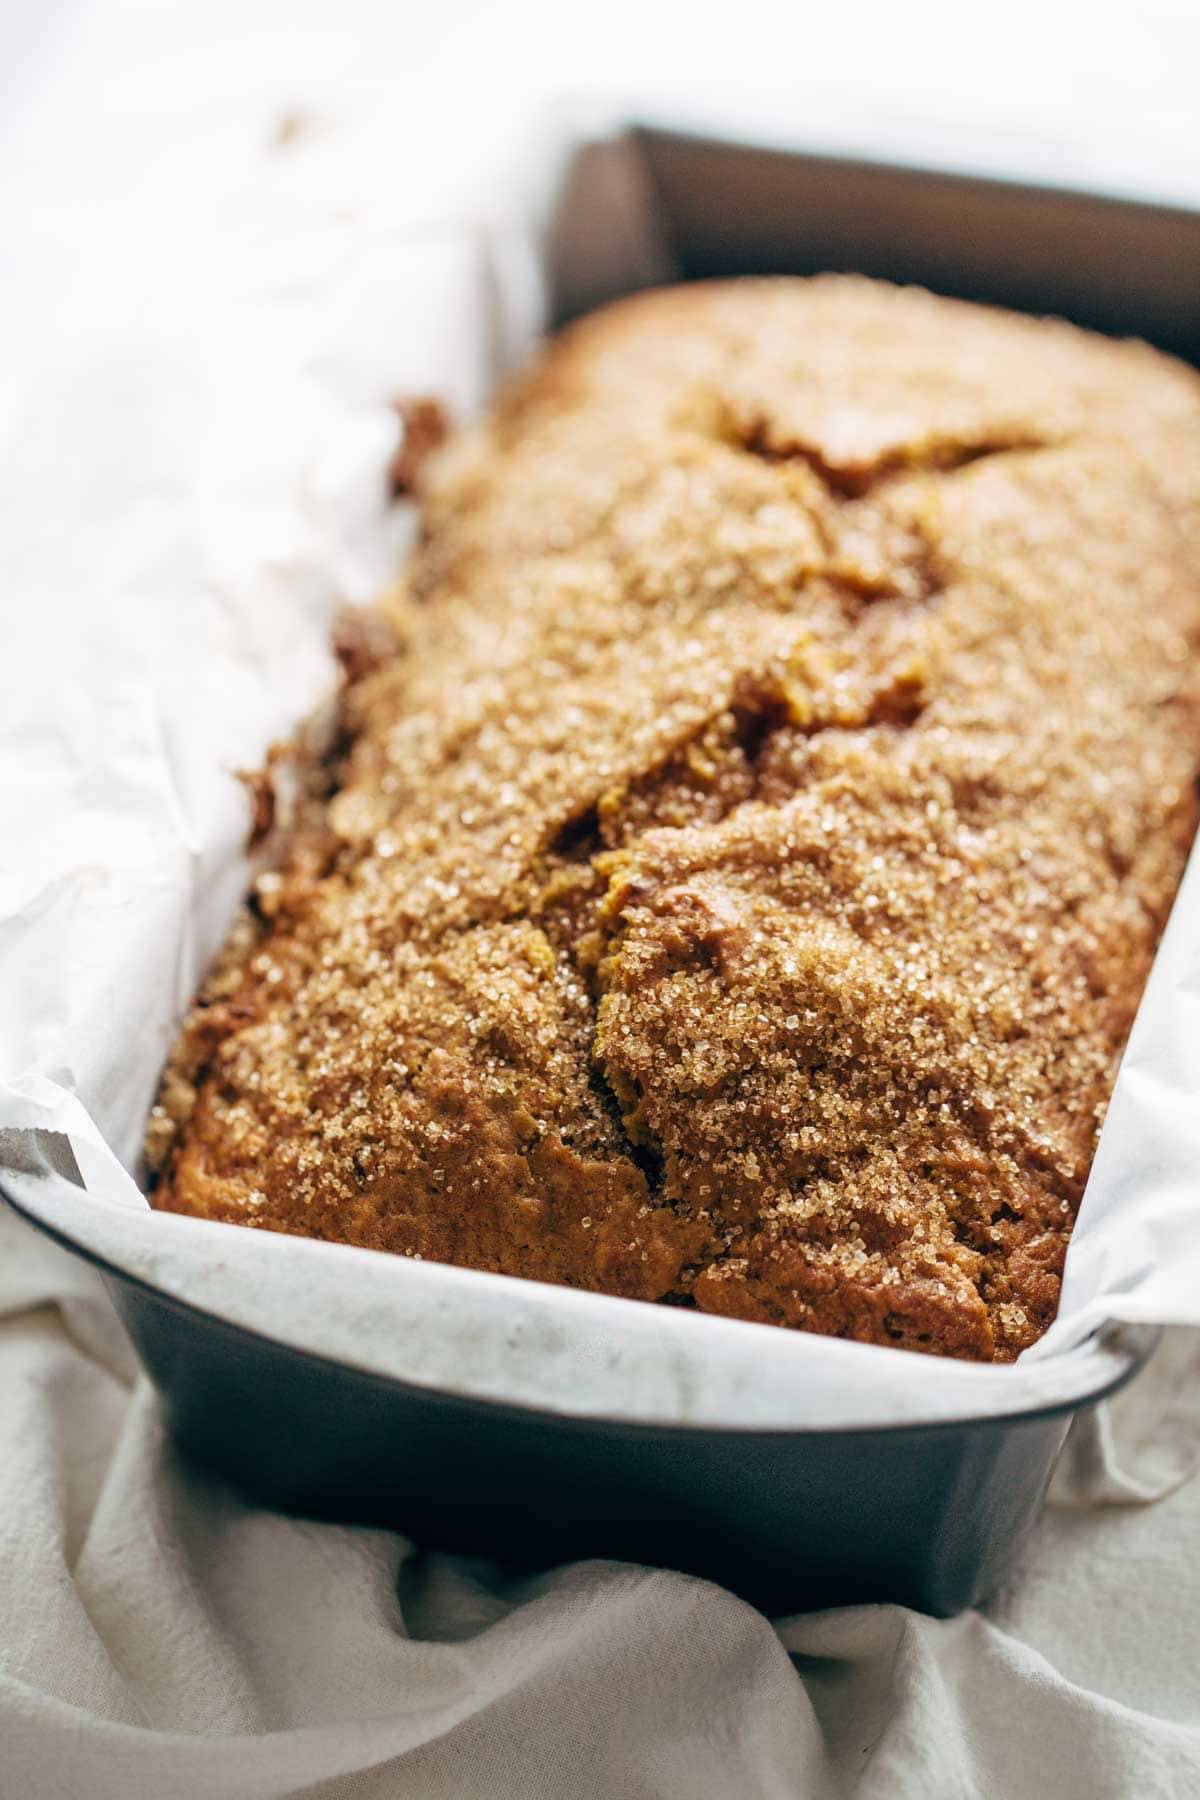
[148,277,1200,1361]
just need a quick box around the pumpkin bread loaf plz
[147,278,1200,1361]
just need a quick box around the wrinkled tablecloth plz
[4,1207,1200,1799]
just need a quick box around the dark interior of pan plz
[548,125,1200,365]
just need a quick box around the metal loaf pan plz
[2,1190,1161,1616]
[10,124,1197,1616]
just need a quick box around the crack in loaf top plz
[147,276,1200,1362]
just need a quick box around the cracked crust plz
[148,276,1200,1361]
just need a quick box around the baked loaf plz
[147,277,1200,1361]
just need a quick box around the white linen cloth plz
[4,4,1200,1796]
[5,1209,1200,1800]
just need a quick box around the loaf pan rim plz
[2,1180,1159,1442]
